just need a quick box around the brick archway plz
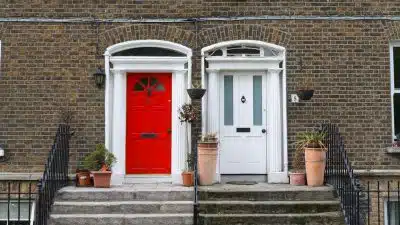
[198,24,291,49]
[99,24,195,53]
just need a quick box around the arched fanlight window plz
[203,40,284,58]
[112,47,186,57]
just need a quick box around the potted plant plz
[182,151,194,187]
[296,131,327,186]
[75,161,92,187]
[197,133,218,186]
[178,103,199,186]
[289,147,306,186]
[296,77,314,100]
[83,144,117,188]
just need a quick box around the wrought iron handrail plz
[322,123,365,225]
[193,138,199,225]
[35,124,72,225]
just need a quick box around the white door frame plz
[201,40,289,183]
[104,40,192,185]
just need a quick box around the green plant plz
[184,151,194,171]
[295,130,327,151]
[83,144,117,171]
[199,133,218,143]
[178,103,199,124]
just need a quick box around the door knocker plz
[241,96,246,103]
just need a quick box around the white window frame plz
[0,200,35,225]
[385,199,400,225]
[390,41,400,139]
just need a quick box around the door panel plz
[126,73,172,174]
[220,73,267,174]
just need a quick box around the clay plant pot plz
[91,171,112,188]
[289,172,306,186]
[182,171,194,187]
[197,142,218,186]
[76,170,92,187]
[305,147,326,186]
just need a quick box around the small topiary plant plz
[83,144,117,171]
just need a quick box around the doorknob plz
[167,128,172,134]
[262,129,266,133]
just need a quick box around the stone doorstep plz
[51,201,193,214]
[49,214,193,225]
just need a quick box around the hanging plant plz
[296,77,314,100]
[178,103,200,124]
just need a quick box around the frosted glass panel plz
[224,76,233,125]
[388,201,400,225]
[253,76,262,125]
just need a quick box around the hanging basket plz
[296,89,314,100]
[187,88,206,100]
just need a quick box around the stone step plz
[52,201,193,214]
[199,200,341,214]
[49,214,193,225]
[199,212,345,225]
[199,185,336,201]
[56,186,193,202]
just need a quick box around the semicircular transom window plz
[205,43,283,58]
[133,76,165,94]
[112,47,186,57]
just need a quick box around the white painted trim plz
[105,40,192,56]
[201,40,285,55]
[390,41,400,139]
[124,175,173,184]
[105,40,192,185]
[201,40,288,184]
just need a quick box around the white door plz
[219,73,267,174]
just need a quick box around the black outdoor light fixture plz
[93,67,106,88]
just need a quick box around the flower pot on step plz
[91,171,112,188]
[76,170,92,187]
[197,142,218,186]
[289,172,306,185]
[182,171,194,187]
[305,147,326,186]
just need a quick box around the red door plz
[126,73,172,174]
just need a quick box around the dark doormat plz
[226,181,257,185]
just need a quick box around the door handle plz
[167,128,172,134]
[262,129,266,134]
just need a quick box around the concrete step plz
[52,201,193,214]
[199,212,345,225]
[199,184,336,201]
[199,200,341,214]
[49,214,193,225]
[56,186,193,201]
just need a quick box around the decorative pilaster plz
[111,70,126,185]
[267,69,287,183]
[206,69,220,183]
[171,70,188,184]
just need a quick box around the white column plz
[171,70,187,184]
[111,70,126,186]
[267,69,288,183]
[207,69,220,183]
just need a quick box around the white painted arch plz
[104,40,192,185]
[201,40,288,184]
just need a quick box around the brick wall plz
[0,3,400,173]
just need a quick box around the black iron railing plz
[193,138,199,225]
[0,181,36,225]
[34,124,72,225]
[322,123,365,225]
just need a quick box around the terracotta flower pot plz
[197,142,218,186]
[182,171,194,187]
[305,147,326,186]
[77,170,92,187]
[91,171,112,188]
[289,172,306,185]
